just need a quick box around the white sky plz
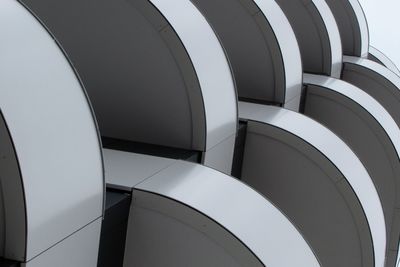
[358,0,400,69]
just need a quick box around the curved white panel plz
[151,0,238,150]
[347,0,370,56]
[190,0,303,111]
[276,0,343,77]
[133,160,321,267]
[305,73,400,154]
[368,46,400,76]
[240,100,386,267]
[0,0,103,261]
[21,0,237,160]
[310,0,343,78]
[253,0,303,106]
[325,0,369,57]
[343,55,400,127]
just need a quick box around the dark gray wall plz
[275,0,333,75]
[22,0,207,151]
[0,112,26,261]
[191,0,286,104]
[324,0,363,56]
[241,121,373,267]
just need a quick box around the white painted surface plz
[311,0,344,78]
[105,149,320,265]
[347,0,370,56]
[202,134,236,175]
[253,0,303,107]
[104,149,175,191]
[150,0,238,151]
[135,161,321,267]
[23,219,102,267]
[0,0,104,260]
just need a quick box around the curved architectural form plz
[104,149,321,267]
[22,0,238,174]
[368,46,400,76]
[19,1,322,266]
[191,0,303,111]
[324,0,400,77]
[191,1,388,266]
[0,1,104,265]
[342,56,400,129]
[324,0,369,57]
[303,74,400,267]
[9,0,400,266]
[305,5,400,263]
[275,0,342,78]
[275,1,400,265]
[322,0,400,130]
[239,102,383,267]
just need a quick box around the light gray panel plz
[150,0,238,151]
[21,0,206,151]
[202,134,236,174]
[134,161,321,266]
[241,121,372,267]
[23,219,102,267]
[149,0,238,172]
[251,0,304,107]
[342,57,400,129]
[105,151,318,266]
[275,0,342,77]
[103,148,175,191]
[0,0,104,261]
[303,77,400,266]
[324,0,369,57]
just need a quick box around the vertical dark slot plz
[299,85,308,114]
[97,190,132,267]
[231,121,248,179]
